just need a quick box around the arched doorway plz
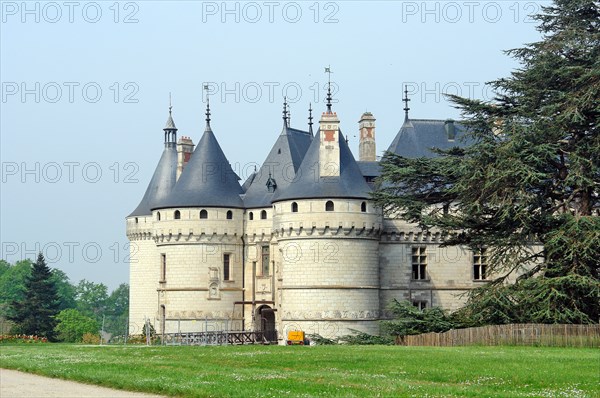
[257,305,277,342]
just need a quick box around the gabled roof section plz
[128,146,177,217]
[152,127,244,209]
[387,119,471,158]
[243,125,312,208]
[272,129,371,202]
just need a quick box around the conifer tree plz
[9,253,61,339]
[374,0,599,324]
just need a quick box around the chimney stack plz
[358,112,376,161]
[177,136,195,180]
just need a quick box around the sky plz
[1,0,550,290]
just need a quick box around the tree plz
[381,300,455,342]
[54,309,99,342]
[104,283,129,336]
[374,0,599,324]
[75,279,108,319]
[8,253,61,339]
[50,269,77,311]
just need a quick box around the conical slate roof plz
[387,118,471,158]
[243,124,312,208]
[153,125,244,209]
[273,129,371,202]
[128,145,178,217]
[164,113,176,129]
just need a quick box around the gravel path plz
[0,368,166,398]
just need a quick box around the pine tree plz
[374,0,599,324]
[9,253,61,339]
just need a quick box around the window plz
[135,217,138,224]
[291,202,298,212]
[473,248,488,280]
[223,254,231,281]
[157,212,161,221]
[160,253,166,282]
[226,210,233,220]
[261,246,270,276]
[411,247,427,280]
[361,202,367,212]
[200,209,208,219]
[412,300,427,311]
[174,210,181,219]
[325,200,334,211]
[249,212,254,220]
[261,210,267,220]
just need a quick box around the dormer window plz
[266,173,277,193]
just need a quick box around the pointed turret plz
[128,103,178,217]
[242,100,312,208]
[153,102,244,209]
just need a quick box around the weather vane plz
[203,84,211,124]
[403,85,410,121]
[325,66,333,112]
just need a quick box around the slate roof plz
[273,129,371,202]
[152,124,244,209]
[128,144,178,217]
[357,161,381,178]
[387,119,471,158]
[242,123,313,208]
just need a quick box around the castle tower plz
[272,82,382,340]
[149,100,245,335]
[241,99,313,340]
[358,112,376,161]
[126,103,179,333]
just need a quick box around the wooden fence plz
[400,324,600,347]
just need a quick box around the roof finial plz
[403,85,411,121]
[308,102,314,134]
[325,66,333,113]
[203,84,211,128]
[282,96,288,127]
[169,92,172,115]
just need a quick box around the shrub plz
[54,309,99,342]
[81,333,100,344]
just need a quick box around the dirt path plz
[0,368,166,398]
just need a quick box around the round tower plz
[272,87,382,340]
[150,100,245,335]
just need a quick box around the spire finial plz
[282,96,288,127]
[203,84,211,127]
[308,102,314,134]
[403,85,411,121]
[325,66,333,112]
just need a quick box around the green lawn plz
[0,344,597,397]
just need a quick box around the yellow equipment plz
[286,330,309,345]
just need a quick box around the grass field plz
[1,344,598,397]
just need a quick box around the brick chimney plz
[358,112,376,161]
[176,136,194,180]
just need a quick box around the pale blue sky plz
[1,0,549,289]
